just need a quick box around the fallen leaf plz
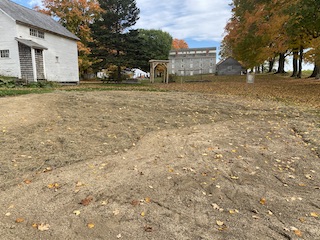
[229,209,239,214]
[75,181,85,187]
[24,179,32,184]
[131,200,139,206]
[305,174,313,180]
[211,203,224,212]
[5,212,11,216]
[116,233,122,238]
[113,209,120,216]
[145,197,151,203]
[15,218,24,223]
[43,167,52,173]
[144,225,153,232]
[216,220,224,226]
[310,212,319,218]
[80,196,93,206]
[38,223,50,231]
[73,210,81,216]
[32,223,38,228]
[87,223,95,229]
[47,183,60,189]
[260,198,266,205]
[294,229,302,237]
[141,212,145,217]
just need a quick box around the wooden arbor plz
[149,60,169,84]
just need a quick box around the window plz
[0,50,9,58]
[30,28,37,37]
[30,28,45,39]
[38,31,44,38]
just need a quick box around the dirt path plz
[0,91,319,239]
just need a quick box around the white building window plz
[190,63,193,68]
[0,50,9,58]
[30,28,45,39]
[172,64,175,69]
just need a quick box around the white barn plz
[0,0,79,83]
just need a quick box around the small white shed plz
[0,0,79,83]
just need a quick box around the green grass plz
[0,88,53,97]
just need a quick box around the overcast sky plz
[13,0,232,49]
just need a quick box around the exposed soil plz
[0,90,319,240]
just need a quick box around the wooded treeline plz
[220,0,320,78]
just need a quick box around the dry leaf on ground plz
[80,196,93,206]
[15,218,24,223]
[38,223,50,231]
[87,223,95,229]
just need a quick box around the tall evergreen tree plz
[91,0,140,81]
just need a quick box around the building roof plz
[217,57,243,67]
[170,47,216,53]
[15,37,48,50]
[0,0,79,40]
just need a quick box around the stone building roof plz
[0,0,79,40]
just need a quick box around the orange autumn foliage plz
[172,38,189,49]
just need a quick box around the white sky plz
[134,0,231,42]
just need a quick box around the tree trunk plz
[116,50,121,82]
[291,50,298,77]
[276,53,286,74]
[297,47,303,78]
[268,58,275,73]
[309,64,319,78]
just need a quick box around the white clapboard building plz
[0,0,79,83]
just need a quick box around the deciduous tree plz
[172,38,189,49]
[36,0,103,78]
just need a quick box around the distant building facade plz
[216,57,246,75]
[168,47,216,76]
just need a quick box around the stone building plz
[0,0,79,83]
[168,47,216,76]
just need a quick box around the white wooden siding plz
[0,10,21,77]
[16,24,79,83]
[0,9,79,83]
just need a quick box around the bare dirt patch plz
[0,90,319,239]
